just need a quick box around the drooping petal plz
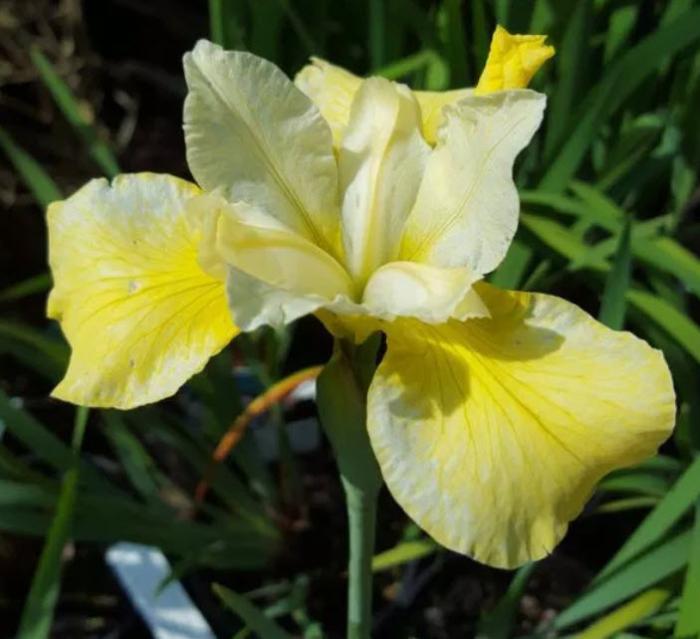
[294,57,470,145]
[183,41,339,255]
[47,174,237,409]
[399,90,546,274]
[212,197,356,330]
[475,25,555,95]
[362,261,488,323]
[368,284,675,568]
[339,78,429,283]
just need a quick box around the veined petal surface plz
[184,41,339,253]
[47,174,237,409]
[399,90,546,274]
[213,199,355,330]
[368,284,675,568]
[294,57,470,145]
[339,78,429,282]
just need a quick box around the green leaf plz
[0,126,62,207]
[597,455,700,582]
[598,217,632,330]
[372,539,438,572]
[477,563,536,639]
[539,8,700,191]
[544,0,591,158]
[369,0,387,68]
[30,47,120,178]
[208,0,246,49]
[489,239,534,289]
[675,502,700,637]
[520,212,607,269]
[554,530,691,629]
[604,3,639,63]
[0,273,52,303]
[213,583,294,639]
[576,587,671,639]
[16,406,88,639]
[626,290,700,364]
[438,0,470,86]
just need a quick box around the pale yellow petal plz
[294,57,362,147]
[47,174,237,409]
[361,261,488,323]
[414,88,472,143]
[183,41,339,254]
[475,25,555,95]
[212,197,355,330]
[294,57,471,145]
[399,90,546,274]
[368,284,675,568]
[339,78,429,283]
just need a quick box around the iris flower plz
[47,27,675,568]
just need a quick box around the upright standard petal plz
[47,174,237,409]
[368,284,675,568]
[399,90,546,274]
[212,198,356,330]
[294,57,469,145]
[183,41,339,254]
[339,78,429,283]
[475,25,555,95]
[294,57,361,147]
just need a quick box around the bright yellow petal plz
[399,90,545,274]
[368,284,675,568]
[211,196,356,330]
[362,261,488,323]
[47,173,237,409]
[339,78,429,283]
[184,41,339,255]
[475,25,555,95]
[294,57,471,145]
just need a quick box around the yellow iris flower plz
[47,27,675,568]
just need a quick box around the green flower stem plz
[316,336,382,639]
[344,479,379,639]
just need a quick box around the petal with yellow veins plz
[475,25,555,95]
[368,284,675,569]
[47,173,237,409]
[399,90,546,274]
[294,57,470,145]
[184,41,340,255]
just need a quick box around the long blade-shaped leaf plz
[0,126,62,207]
[555,530,691,629]
[213,584,293,639]
[539,8,700,191]
[16,407,89,639]
[30,47,119,178]
[597,455,700,582]
[598,217,632,329]
[675,501,700,637]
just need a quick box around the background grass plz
[0,0,699,637]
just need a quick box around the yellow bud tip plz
[475,25,555,95]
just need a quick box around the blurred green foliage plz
[1,0,699,637]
